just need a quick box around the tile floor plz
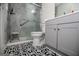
[4,41,58,56]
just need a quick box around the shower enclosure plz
[19,3,41,40]
[8,3,41,43]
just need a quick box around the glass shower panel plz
[20,4,41,40]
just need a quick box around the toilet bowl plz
[31,32,43,47]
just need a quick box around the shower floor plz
[4,41,58,56]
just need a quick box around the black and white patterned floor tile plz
[4,41,58,56]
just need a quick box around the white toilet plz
[31,32,43,47]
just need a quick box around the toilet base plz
[33,38,45,47]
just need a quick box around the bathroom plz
[0,3,79,56]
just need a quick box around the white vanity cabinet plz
[45,12,79,56]
[58,22,79,56]
[45,22,57,49]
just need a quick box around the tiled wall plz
[9,3,41,40]
[40,3,55,32]
[55,3,79,17]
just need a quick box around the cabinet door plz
[45,24,57,49]
[58,23,79,56]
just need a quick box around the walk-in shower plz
[19,4,41,41]
[7,3,42,43]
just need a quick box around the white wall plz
[40,3,55,32]
[0,5,1,42]
[0,4,8,50]
[56,3,79,17]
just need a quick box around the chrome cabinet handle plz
[53,28,60,31]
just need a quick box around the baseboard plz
[45,44,68,56]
